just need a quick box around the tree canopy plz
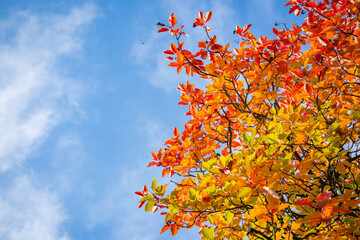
[136,0,360,239]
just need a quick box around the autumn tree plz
[136,0,360,239]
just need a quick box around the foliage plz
[136,0,360,239]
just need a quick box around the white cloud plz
[0,3,97,171]
[0,3,98,240]
[0,175,69,240]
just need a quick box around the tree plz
[136,1,360,239]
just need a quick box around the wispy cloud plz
[0,3,98,239]
[0,3,97,171]
[0,175,69,240]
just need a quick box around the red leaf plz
[293,198,313,206]
[139,201,145,208]
[317,192,332,201]
[289,5,299,14]
[135,191,144,196]
[173,127,178,136]
[273,27,279,35]
[285,1,296,6]
[158,27,169,33]
[193,59,204,66]
[306,1,317,7]
[165,56,174,61]
[317,36,328,47]
[164,50,175,55]
[198,11,203,19]
[204,11,212,23]
[242,24,252,34]
[306,11,314,25]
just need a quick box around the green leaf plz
[207,215,214,224]
[189,188,197,200]
[202,227,214,240]
[320,100,331,109]
[145,199,157,212]
[237,187,251,198]
[267,133,278,142]
[241,132,250,144]
[270,107,276,115]
[155,184,166,196]
[140,195,153,202]
[330,122,339,132]
[165,211,177,222]
[225,210,234,224]
[350,111,360,120]
[151,178,157,191]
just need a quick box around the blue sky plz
[0,1,300,239]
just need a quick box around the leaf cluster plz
[137,1,360,239]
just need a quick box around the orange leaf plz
[173,127,178,136]
[235,26,242,35]
[304,82,313,95]
[170,224,180,236]
[193,18,204,26]
[198,41,207,48]
[151,151,157,160]
[147,161,157,167]
[168,13,177,27]
[157,148,163,160]
[201,51,207,59]
[160,224,170,234]
[169,62,179,67]
[170,43,177,53]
